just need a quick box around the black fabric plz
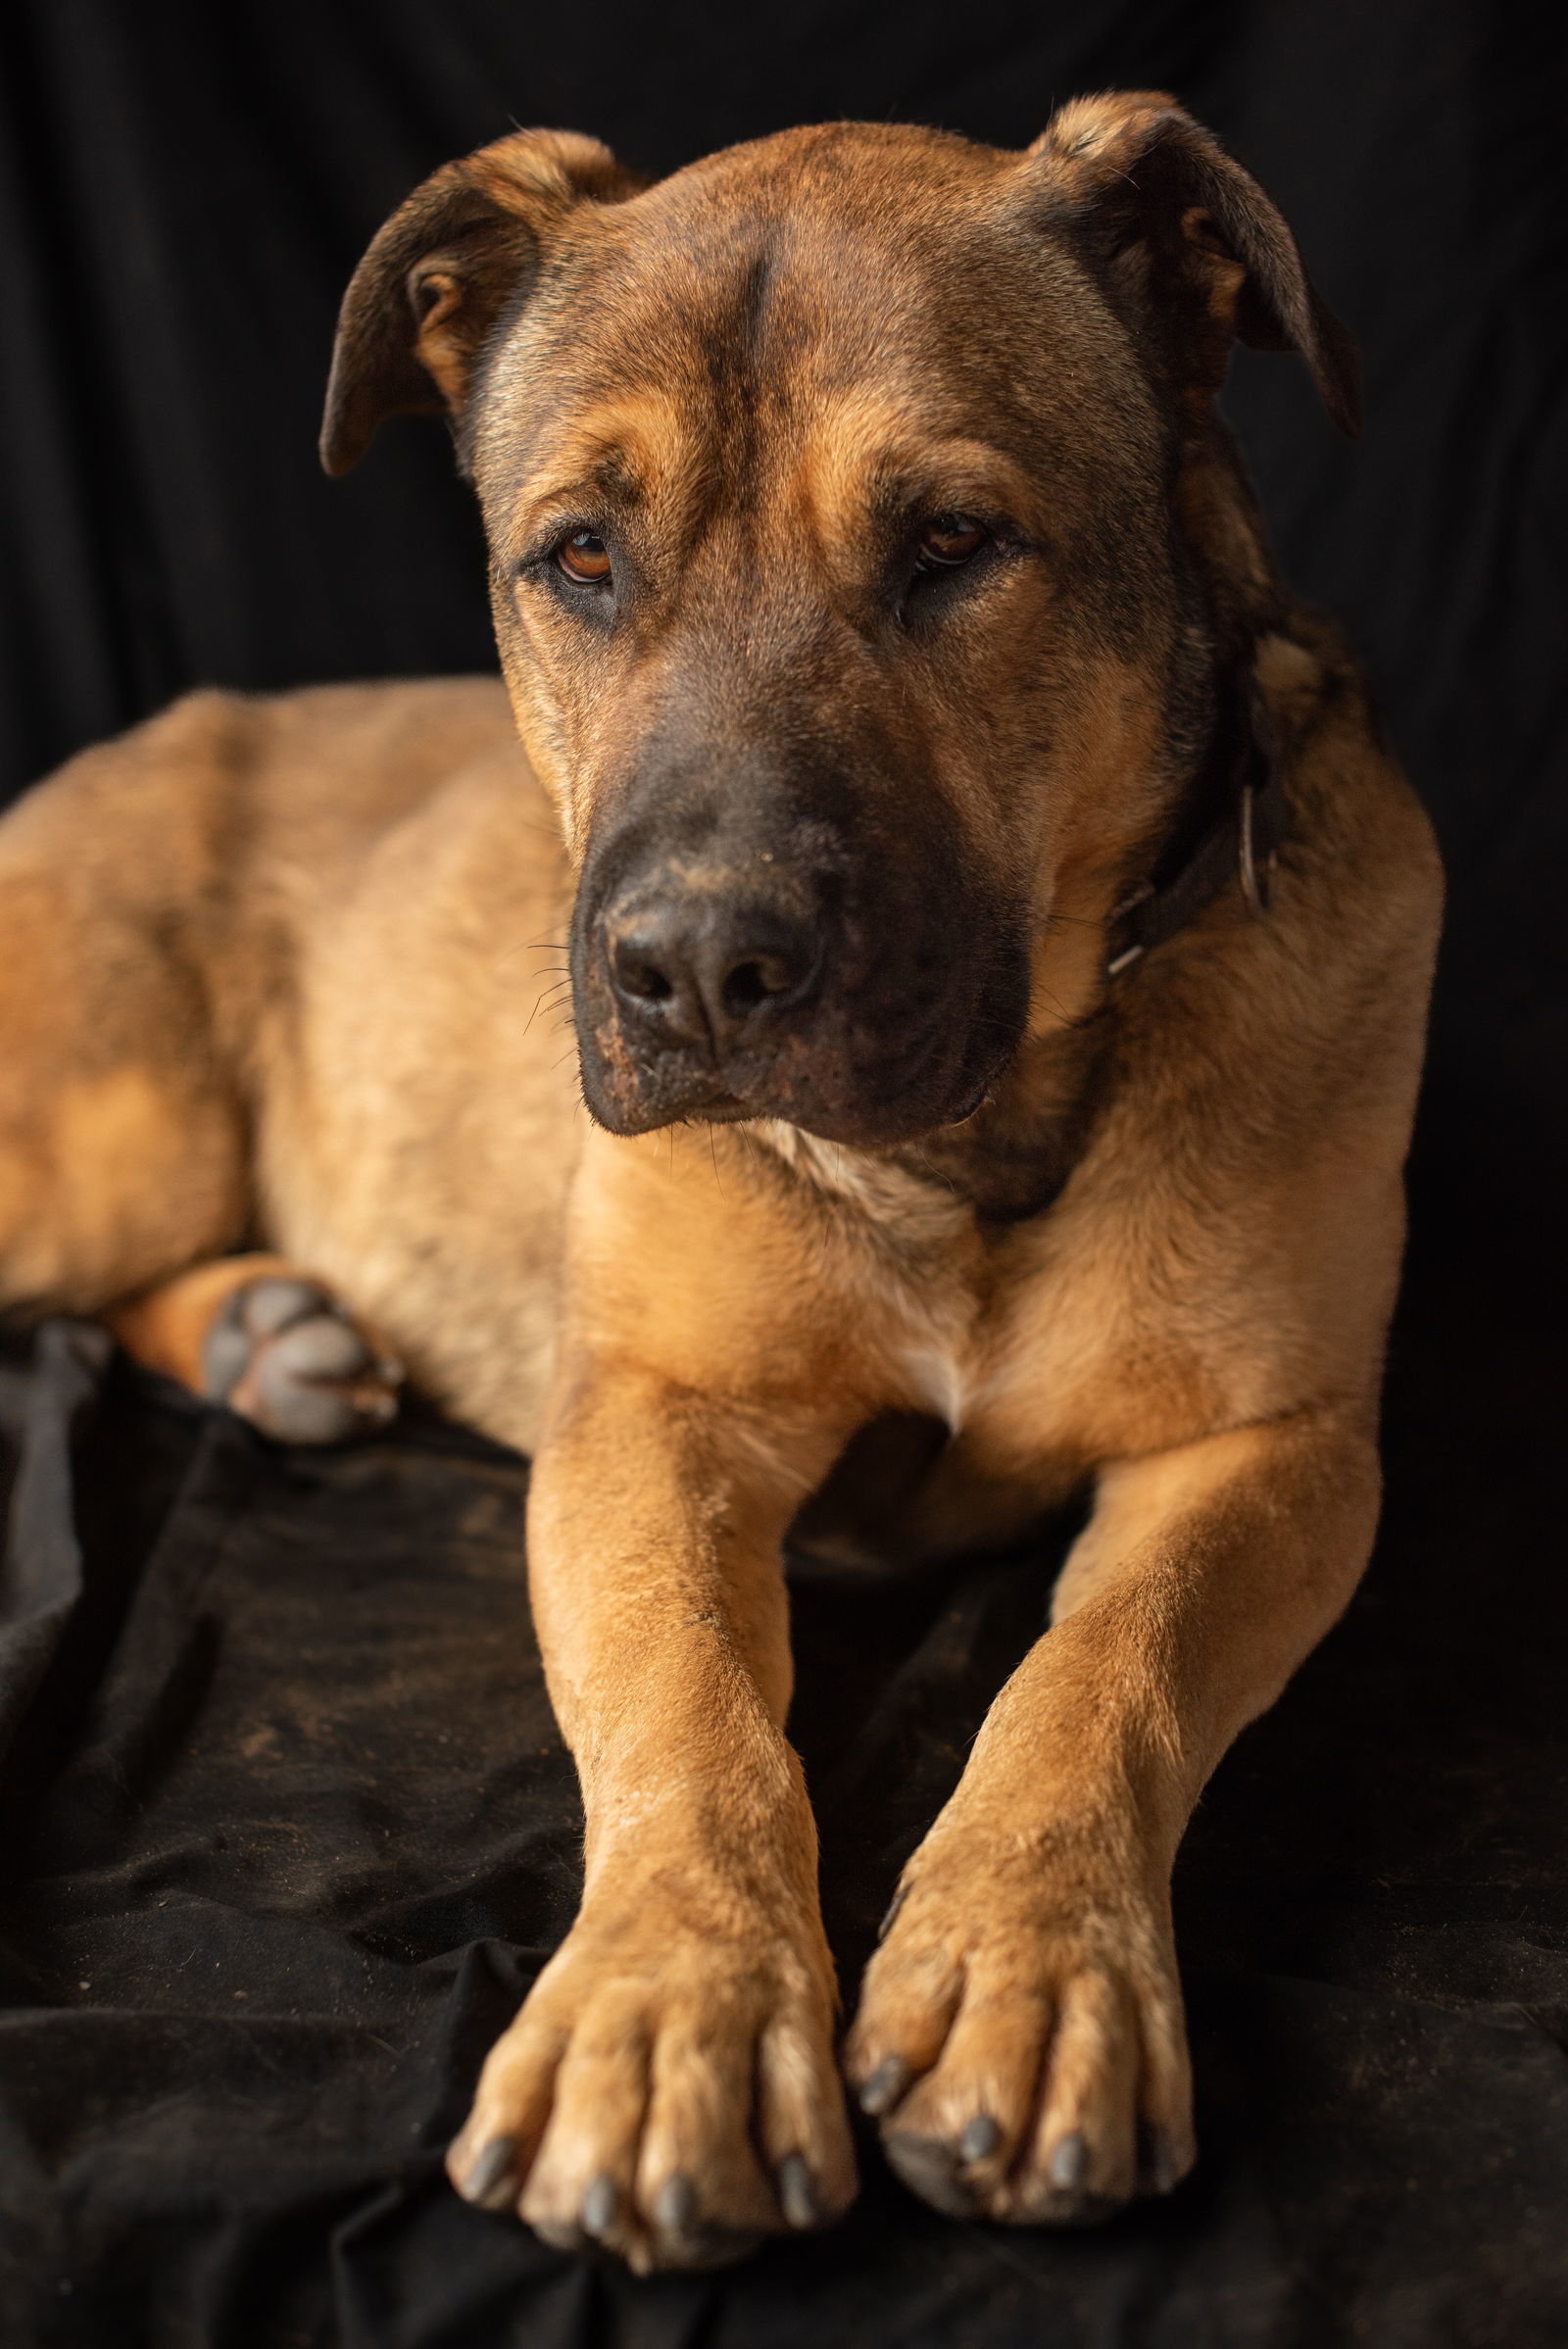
[3,1225,1568,2348]
[4,0,1565,1201]
[2,0,1566,2342]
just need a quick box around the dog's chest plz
[850,1162,1199,1490]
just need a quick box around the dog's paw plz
[447,1893,857,2272]
[844,1831,1193,2225]
[201,1274,402,1444]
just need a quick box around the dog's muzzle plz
[571,857,1030,1146]
[565,737,1032,1145]
[576,856,845,1133]
[604,888,826,1061]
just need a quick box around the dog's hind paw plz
[201,1274,403,1444]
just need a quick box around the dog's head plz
[322,99,1356,1145]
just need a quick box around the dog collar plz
[1105,667,1288,979]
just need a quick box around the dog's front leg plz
[448,1349,858,2272]
[846,1405,1380,2223]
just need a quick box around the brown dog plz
[0,95,1441,2273]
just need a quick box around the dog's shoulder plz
[227,675,522,874]
[1117,612,1443,1081]
[1,674,521,903]
[1259,613,1441,920]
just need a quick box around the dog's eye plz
[556,531,612,585]
[915,515,988,571]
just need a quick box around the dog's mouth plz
[564,763,1032,1147]
[570,939,1029,1148]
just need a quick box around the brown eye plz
[556,530,612,584]
[916,515,987,569]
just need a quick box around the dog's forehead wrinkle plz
[502,161,1117,414]
[477,171,1169,575]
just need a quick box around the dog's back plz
[0,673,543,1317]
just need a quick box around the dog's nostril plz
[624,961,673,1003]
[610,931,677,1003]
[607,909,816,1042]
[721,958,780,1017]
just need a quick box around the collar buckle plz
[1103,654,1287,983]
[1238,782,1269,915]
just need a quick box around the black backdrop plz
[2,3,1567,2345]
[3,0,1566,1227]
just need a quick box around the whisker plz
[522,978,573,1032]
[493,935,572,973]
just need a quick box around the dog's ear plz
[1029,91,1360,437]
[320,129,641,476]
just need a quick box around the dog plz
[0,93,1441,2273]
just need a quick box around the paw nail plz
[656,2173,698,2233]
[1141,2125,1186,2196]
[776,2151,816,2229]
[580,2173,617,2235]
[1049,2129,1090,2192]
[884,2130,977,2221]
[462,2134,517,2207]
[959,2113,1001,2164]
[877,1884,908,1941]
[858,2054,912,2116]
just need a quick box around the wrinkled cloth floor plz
[1,1205,1564,2348]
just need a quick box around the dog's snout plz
[606,896,821,1052]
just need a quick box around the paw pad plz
[202,1274,403,1444]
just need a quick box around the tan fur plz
[0,97,1440,2273]
[107,1252,307,1389]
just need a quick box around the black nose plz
[606,897,822,1051]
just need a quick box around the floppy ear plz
[1029,91,1361,437]
[320,128,642,476]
